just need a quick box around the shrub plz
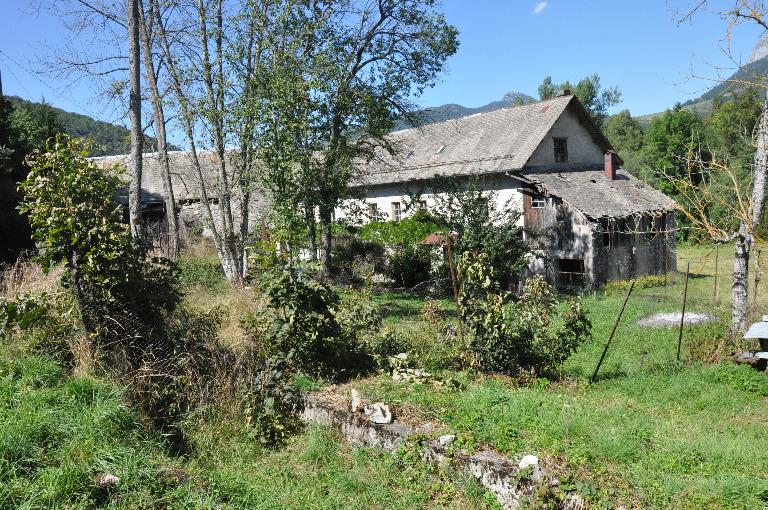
[603,273,675,294]
[0,293,49,336]
[459,252,591,377]
[385,246,432,288]
[245,265,376,379]
[330,237,385,281]
[359,210,444,248]
[244,357,305,447]
[19,136,180,338]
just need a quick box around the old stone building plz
[90,151,270,240]
[342,91,677,289]
[92,91,677,289]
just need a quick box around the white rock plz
[350,389,362,413]
[518,454,542,482]
[438,434,456,446]
[363,402,393,424]
[96,473,120,488]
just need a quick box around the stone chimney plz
[556,89,571,97]
[604,151,619,180]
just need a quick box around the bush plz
[244,265,377,379]
[244,357,305,447]
[603,273,675,294]
[330,237,385,281]
[460,252,591,377]
[359,210,444,248]
[385,246,432,288]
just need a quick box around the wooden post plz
[677,262,690,362]
[714,244,720,304]
[592,280,635,383]
[445,236,465,345]
[754,249,762,304]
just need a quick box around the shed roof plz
[520,167,678,220]
[355,94,613,186]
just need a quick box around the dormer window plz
[554,138,568,163]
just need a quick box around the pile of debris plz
[388,353,463,389]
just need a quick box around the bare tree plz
[127,0,144,239]
[138,0,179,259]
[673,1,768,333]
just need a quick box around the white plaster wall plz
[337,174,526,226]
[526,107,605,167]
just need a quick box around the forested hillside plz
[5,95,180,156]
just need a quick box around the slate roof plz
[355,94,611,186]
[520,167,678,220]
[91,150,234,202]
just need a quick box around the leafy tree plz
[538,74,621,127]
[431,178,530,289]
[306,0,459,272]
[19,136,179,336]
[0,96,61,263]
[604,109,643,156]
[641,105,706,195]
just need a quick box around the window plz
[418,200,428,210]
[553,138,568,163]
[557,258,585,287]
[391,202,402,222]
[368,202,378,218]
[531,196,546,209]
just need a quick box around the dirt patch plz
[636,311,717,328]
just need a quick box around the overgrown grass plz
[0,338,498,509]
[352,244,768,509]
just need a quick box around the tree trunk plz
[732,91,768,334]
[154,0,242,282]
[138,0,179,259]
[322,212,332,273]
[732,226,752,334]
[306,205,317,261]
[127,0,144,240]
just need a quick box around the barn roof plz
[90,150,232,203]
[520,167,678,220]
[355,94,614,187]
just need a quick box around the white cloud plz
[532,1,548,15]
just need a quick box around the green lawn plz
[351,244,768,509]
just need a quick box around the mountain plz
[395,91,535,130]
[6,95,181,156]
[638,36,768,123]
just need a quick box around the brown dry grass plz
[0,255,62,298]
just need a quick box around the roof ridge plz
[389,94,573,136]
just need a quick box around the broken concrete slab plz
[301,394,586,509]
[636,311,717,328]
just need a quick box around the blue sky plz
[0,0,764,128]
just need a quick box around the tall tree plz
[138,0,179,259]
[309,0,459,272]
[675,1,768,334]
[127,0,144,240]
[538,73,621,127]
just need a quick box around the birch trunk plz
[732,91,768,334]
[138,0,179,259]
[153,0,242,282]
[127,0,143,240]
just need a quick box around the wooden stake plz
[714,244,720,304]
[445,236,465,345]
[677,262,690,362]
[754,249,761,304]
[592,280,635,383]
